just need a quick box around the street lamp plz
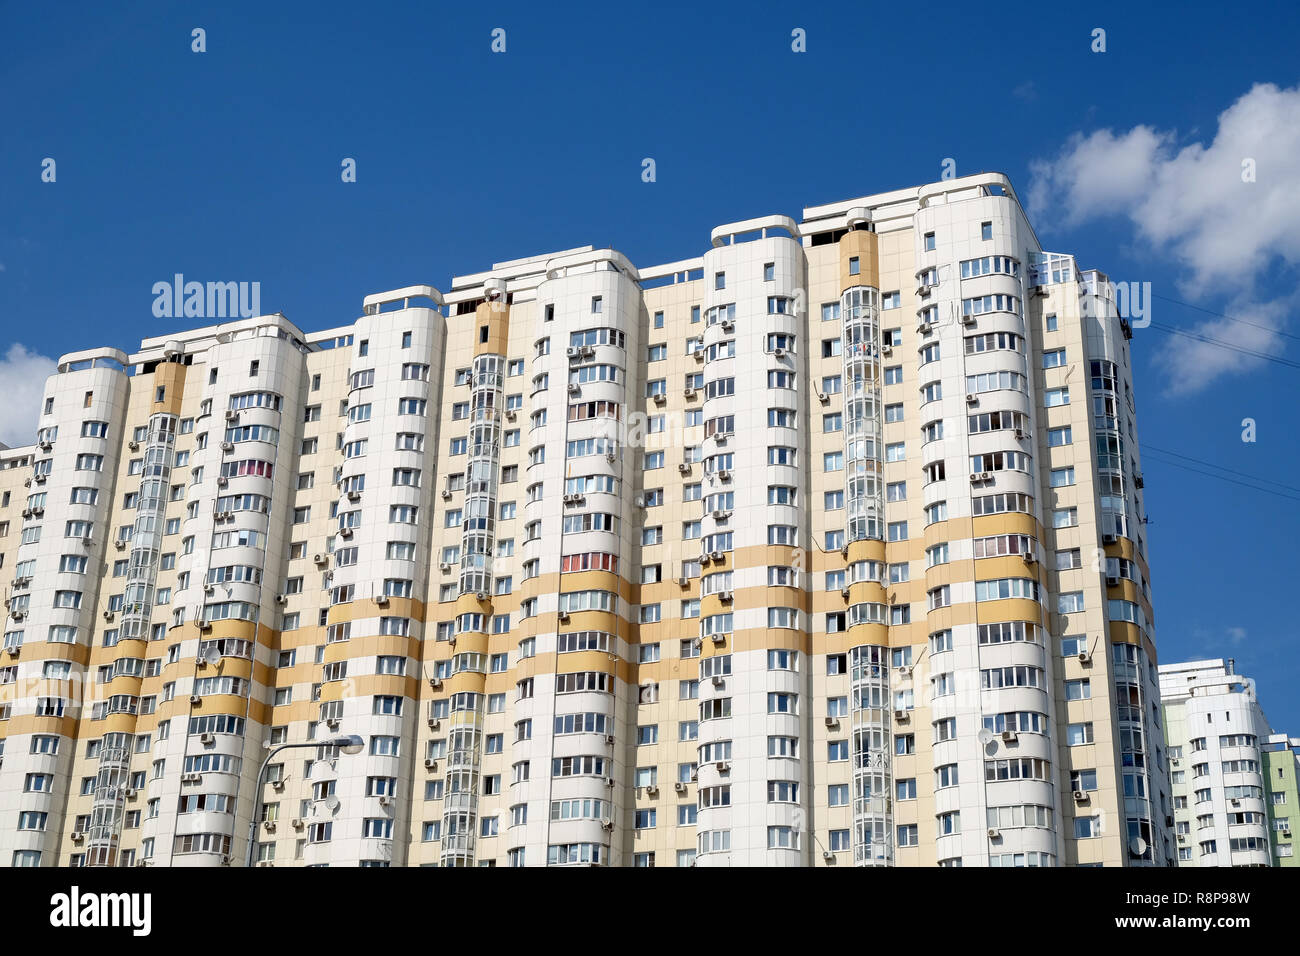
[244,734,364,867]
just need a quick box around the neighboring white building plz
[1159,659,1272,866]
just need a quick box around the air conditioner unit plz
[692,637,703,649]
[440,489,452,500]
[841,545,849,557]
[346,490,361,503]
[817,391,829,403]
[5,647,17,658]
[961,314,976,325]
[1001,730,1017,743]
[557,610,570,621]
[893,710,909,722]
[424,758,439,771]
[326,717,340,730]
[720,319,734,331]
[10,611,24,621]
[605,450,617,463]
[20,507,32,519]
[841,587,851,599]
[880,344,892,356]
[711,509,728,520]
[710,634,726,645]
[1106,575,1120,586]
[225,410,238,422]
[438,562,451,572]
[220,441,234,453]
[338,527,352,539]
[189,695,202,705]
[1073,790,1088,802]
[773,347,786,359]
[824,716,838,728]
[199,621,212,632]
[271,780,285,792]
[1077,652,1092,665]
[114,540,126,551]
[1102,533,1118,544]
[567,383,580,394]
[376,795,393,808]
[1177,834,1187,843]
[580,346,596,358]
[965,393,978,404]
[1014,427,1028,440]
[263,821,276,833]
[313,553,328,566]
[1231,798,1241,807]
[674,781,687,793]
[600,817,614,830]
[291,818,304,830]
[604,777,615,788]
[693,349,705,363]
[980,472,992,481]
[715,761,730,773]
[683,387,696,398]
[717,469,731,481]
[1022,552,1037,564]
[898,665,913,678]
[711,674,724,688]
[969,473,982,483]
[566,346,581,359]
[427,714,441,726]
[678,463,691,474]
[125,788,137,798]
[709,551,723,562]
[71,831,85,842]
[916,322,931,334]
[987,828,1001,839]
[182,772,201,784]
[30,507,43,517]
[216,476,228,487]
[34,474,46,485]
[677,576,689,587]
[275,593,287,605]
[103,610,115,621]
[200,732,215,745]
[653,393,667,406]
[646,784,659,796]
[375,594,389,607]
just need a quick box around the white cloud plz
[0,344,56,447]
[1028,83,1300,393]
[1226,627,1248,646]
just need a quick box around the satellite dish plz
[977,729,995,746]
[326,796,341,814]
[1129,837,1148,857]
[200,645,220,667]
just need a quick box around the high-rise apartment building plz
[1261,734,1298,866]
[0,172,1168,867]
[1159,659,1273,866]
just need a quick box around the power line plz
[1141,451,1300,503]
[1150,293,1300,343]
[1142,443,1300,494]
[1146,322,1300,371]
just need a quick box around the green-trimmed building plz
[1263,735,1299,867]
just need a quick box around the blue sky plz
[2,0,1298,728]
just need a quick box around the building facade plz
[0,172,1169,867]
[1159,659,1273,866]
[1262,734,1298,866]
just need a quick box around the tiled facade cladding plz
[0,173,1168,867]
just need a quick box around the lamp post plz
[244,734,364,867]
